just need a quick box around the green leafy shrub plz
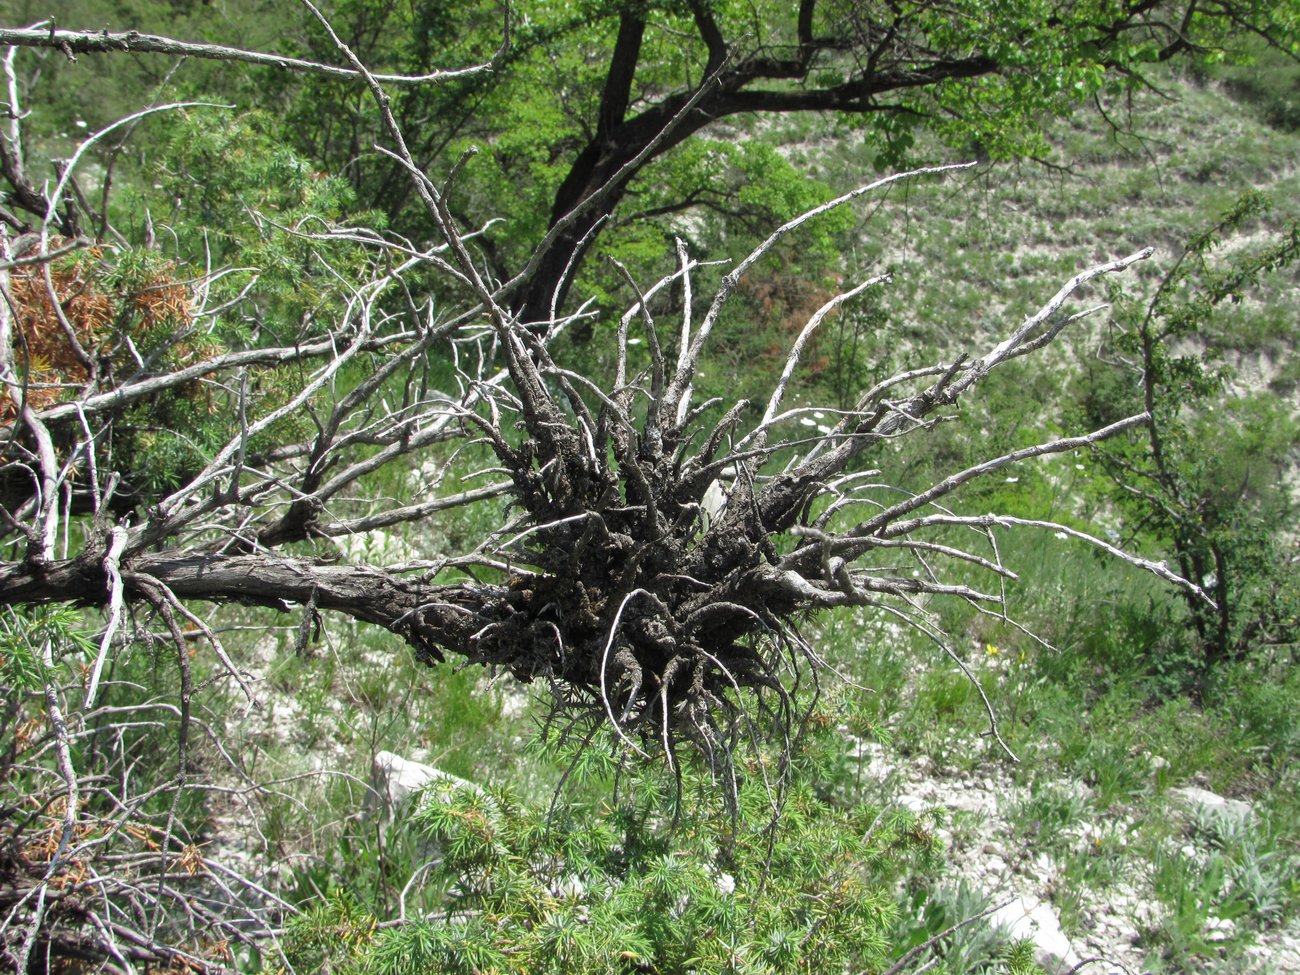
[1087,193,1300,680]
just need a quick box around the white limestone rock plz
[1203,915,1237,943]
[370,750,483,817]
[1168,785,1253,824]
[988,896,1082,975]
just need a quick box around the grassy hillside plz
[2,15,1297,971]
[186,68,1300,973]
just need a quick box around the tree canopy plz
[11,0,1299,320]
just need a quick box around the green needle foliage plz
[284,719,948,975]
[0,606,95,691]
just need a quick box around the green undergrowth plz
[823,536,1300,971]
[270,710,1065,975]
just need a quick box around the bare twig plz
[0,26,502,85]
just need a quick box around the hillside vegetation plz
[253,67,1300,975]
[1,5,1298,975]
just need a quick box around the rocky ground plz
[847,734,1300,974]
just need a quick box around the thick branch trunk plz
[513,93,712,324]
[513,49,1000,325]
[0,551,490,665]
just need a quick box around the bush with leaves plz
[1085,193,1300,681]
